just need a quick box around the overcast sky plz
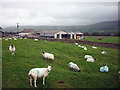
[0,0,119,28]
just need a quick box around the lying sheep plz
[69,62,80,72]
[85,55,93,59]
[9,45,15,56]
[100,64,109,72]
[42,52,54,61]
[14,38,17,40]
[9,38,12,39]
[101,51,107,54]
[28,65,53,87]
[75,43,78,45]
[85,58,96,62]
[92,46,97,49]
[5,38,8,41]
[34,38,38,41]
[84,47,87,50]
[84,55,96,62]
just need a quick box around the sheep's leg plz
[30,76,33,86]
[34,78,37,87]
[43,76,46,85]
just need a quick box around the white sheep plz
[28,65,53,87]
[34,38,38,41]
[9,38,12,39]
[78,45,81,47]
[85,58,96,62]
[84,55,93,59]
[9,45,15,56]
[101,51,107,54]
[69,62,80,72]
[24,38,27,39]
[100,64,109,72]
[75,43,78,45]
[42,52,54,61]
[80,46,86,49]
[92,46,97,49]
[84,47,87,50]
[5,38,8,41]
[14,38,17,40]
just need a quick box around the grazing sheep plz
[34,38,38,41]
[80,46,86,49]
[9,45,15,56]
[75,43,78,45]
[101,51,107,54]
[28,65,53,87]
[92,46,97,49]
[69,62,80,72]
[100,64,109,72]
[42,52,54,61]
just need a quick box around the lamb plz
[9,45,15,56]
[100,64,109,72]
[92,46,97,49]
[101,51,107,54]
[28,65,53,87]
[42,52,54,61]
[75,43,78,45]
[34,38,38,41]
[69,62,80,72]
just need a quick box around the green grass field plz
[82,36,119,44]
[2,38,119,88]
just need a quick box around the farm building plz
[19,29,36,37]
[37,30,83,39]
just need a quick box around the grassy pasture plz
[2,38,119,88]
[82,36,119,44]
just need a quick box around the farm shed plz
[21,29,36,34]
[37,30,83,39]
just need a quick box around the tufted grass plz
[2,38,119,88]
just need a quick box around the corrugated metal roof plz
[37,30,61,34]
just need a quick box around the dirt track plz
[28,37,120,49]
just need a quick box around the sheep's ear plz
[51,65,53,67]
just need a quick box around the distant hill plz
[2,20,118,33]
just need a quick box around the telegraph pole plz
[17,23,19,34]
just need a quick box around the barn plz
[37,30,83,39]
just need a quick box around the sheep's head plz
[78,69,81,72]
[42,52,45,54]
[47,65,53,72]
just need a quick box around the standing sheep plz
[9,45,15,56]
[28,65,53,87]
[42,52,54,61]
[69,62,80,72]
